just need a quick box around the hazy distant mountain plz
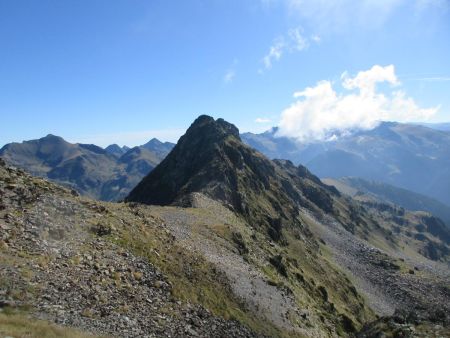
[141,138,175,158]
[323,177,450,226]
[415,122,450,132]
[105,143,128,157]
[0,135,173,201]
[242,122,450,206]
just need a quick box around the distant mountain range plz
[2,120,450,212]
[0,135,174,201]
[324,177,450,226]
[242,122,450,207]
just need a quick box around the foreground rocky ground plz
[0,159,259,338]
[1,156,449,338]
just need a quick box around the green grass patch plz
[0,312,103,338]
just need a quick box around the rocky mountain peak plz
[126,116,340,244]
[143,138,163,148]
[43,134,65,141]
[183,115,241,142]
[105,143,125,157]
[126,115,271,204]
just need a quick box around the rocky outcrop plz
[126,116,338,243]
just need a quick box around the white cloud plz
[341,64,399,95]
[224,59,238,84]
[286,0,404,29]
[255,117,272,123]
[266,0,446,32]
[414,0,449,12]
[224,69,236,84]
[311,34,321,43]
[276,64,439,142]
[288,27,309,51]
[261,27,311,71]
[262,38,285,70]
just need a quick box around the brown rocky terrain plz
[0,158,258,337]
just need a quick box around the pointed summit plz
[126,115,246,207]
[141,137,175,157]
[126,115,338,241]
[105,144,126,157]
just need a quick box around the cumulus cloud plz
[261,27,311,70]
[276,64,439,142]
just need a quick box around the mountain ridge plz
[324,176,450,227]
[0,135,174,201]
[241,122,450,206]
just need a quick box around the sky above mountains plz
[1,0,449,146]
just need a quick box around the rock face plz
[127,115,338,241]
[0,135,174,201]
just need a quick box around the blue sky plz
[1,0,449,146]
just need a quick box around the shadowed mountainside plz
[127,115,342,241]
[0,135,174,201]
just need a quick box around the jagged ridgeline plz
[0,135,174,201]
[127,115,450,262]
[127,115,339,242]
